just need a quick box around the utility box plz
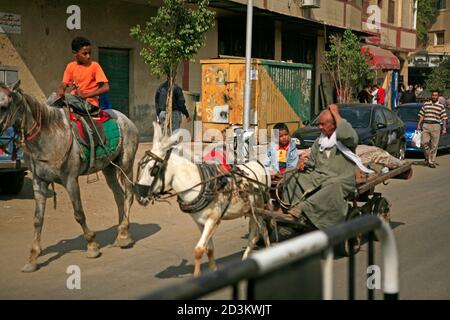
[199,58,313,141]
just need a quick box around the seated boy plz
[264,123,301,179]
[56,36,110,115]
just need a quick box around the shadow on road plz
[0,176,34,200]
[0,176,58,200]
[155,250,245,279]
[37,222,161,269]
[154,219,407,278]
[390,220,405,229]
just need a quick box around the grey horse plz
[0,81,139,272]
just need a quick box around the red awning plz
[361,45,400,70]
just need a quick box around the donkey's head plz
[134,122,183,206]
[0,81,25,133]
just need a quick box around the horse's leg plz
[103,165,134,248]
[21,178,49,272]
[242,216,260,260]
[193,218,220,277]
[65,178,100,258]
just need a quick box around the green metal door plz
[261,60,313,122]
[99,48,130,115]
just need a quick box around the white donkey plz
[135,122,271,276]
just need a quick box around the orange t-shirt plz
[62,61,108,107]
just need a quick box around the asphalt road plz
[0,143,449,300]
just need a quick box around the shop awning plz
[361,45,400,70]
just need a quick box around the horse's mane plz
[22,92,66,131]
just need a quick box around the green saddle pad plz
[79,118,121,161]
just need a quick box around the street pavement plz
[0,143,449,299]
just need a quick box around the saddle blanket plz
[70,111,121,160]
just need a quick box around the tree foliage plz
[130,0,215,133]
[425,57,450,96]
[417,0,437,46]
[323,30,375,103]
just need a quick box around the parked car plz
[0,127,27,194]
[293,104,406,159]
[396,103,450,153]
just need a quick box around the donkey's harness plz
[137,149,271,216]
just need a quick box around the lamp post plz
[243,0,253,131]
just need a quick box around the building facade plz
[409,0,450,86]
[0,0,417,138]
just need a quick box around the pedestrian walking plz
[416,91,448,168]
[155,78,190,133]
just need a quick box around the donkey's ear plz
[10,80,21,92]
[153,121,163,142]
[167,129,184,146]
[160,129,185,151]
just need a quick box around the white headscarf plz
[318,132,374,174]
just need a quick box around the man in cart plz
[282,104,373,230]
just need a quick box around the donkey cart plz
[256,162,413,255]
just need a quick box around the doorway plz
[99,48,130,115]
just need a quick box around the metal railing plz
[141,215,398,300]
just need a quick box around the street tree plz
[323,30,375,104]
[425,57,450,96]
[416,0,438,46]
[130,0,215,134]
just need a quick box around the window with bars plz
[436,0,446,10]
[435,31,445,45]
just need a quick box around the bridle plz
[0,89,42,143]
[135,148,173,200]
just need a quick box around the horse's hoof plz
[21,263,39,273]
[114,237,135,249]
[86,248,101,259]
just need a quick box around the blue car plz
[0,127,27,194]
[396,103,450,153]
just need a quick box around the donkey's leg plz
[206,238,218,271]
[103,165,134,248]
[21,178,49,272]
[193,218,220,277]
[65,178,100,258]
[257,215,271,248]
[242,216,260,260]
[195,222,218,272]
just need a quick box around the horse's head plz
[0,81,25,133]
[135,121,183,206]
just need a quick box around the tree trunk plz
[164,68,177,135]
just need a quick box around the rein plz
[139,149,174,198]
[23,101,42,142]
[139,151,271,211]
[2,93,43,142]
[155,168,230,201]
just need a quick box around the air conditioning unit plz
[301,0,321,8]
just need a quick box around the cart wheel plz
[373,197,391,223]
[339,207,363,256]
